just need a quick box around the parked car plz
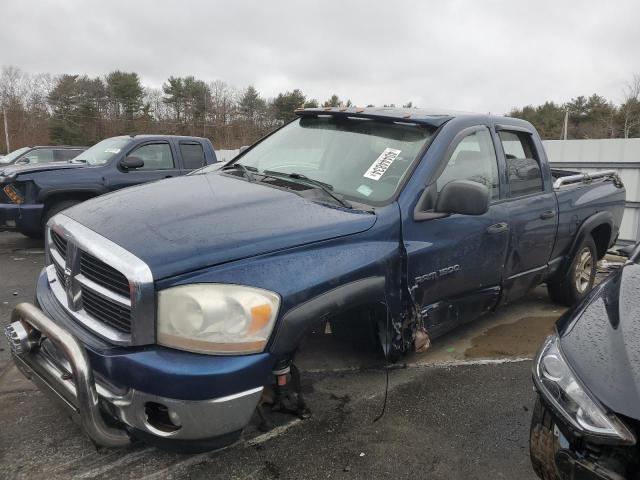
[4,107,625,451]
[0,135,217,237]
[0,145,87,167]
[530,243,640,480]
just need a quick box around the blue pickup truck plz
[4,108,625,451]
[0,135,217,237]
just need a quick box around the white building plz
[544,138,640,244]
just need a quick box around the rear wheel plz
[547,236,597,306]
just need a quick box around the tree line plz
[0,66,357,151]
[509,76,640,140]
[1,65,639,152]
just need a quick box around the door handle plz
[486,222,509,234]
[540,210,556,220]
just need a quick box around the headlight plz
[3,184,24,204]
[157,284,280,355]
[534,335,636,444]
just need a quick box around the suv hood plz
[558,261,640,420]
[0,161,85,178]
[63,173,377,279]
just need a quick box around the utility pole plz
[562,110,569,140]
[2,106,9,153]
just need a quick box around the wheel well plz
[43,192,95,212]
[322,302,389,355]
[590,223,612,259]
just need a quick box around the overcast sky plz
[2,0,639,113]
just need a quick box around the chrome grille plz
[53,259,65,284]
[51,230,67,258]
[80,251,130,298]
[45,216,154,346]
[81,288,132,334]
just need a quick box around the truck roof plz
[296,106,533,130]
[29,145,87,149]
[120,134,210,141]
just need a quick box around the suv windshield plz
[0,147,30,164]
[201,116,435,204]
[73,137,132,166]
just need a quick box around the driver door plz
[402,126,510,338]
[114,141,181,190]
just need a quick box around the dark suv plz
[0,145,87,167]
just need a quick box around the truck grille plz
[80,252,130,298]
[80,288,132,334]
[46,223,144,343]
[51,230,67,258]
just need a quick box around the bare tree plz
[621,74,640,138]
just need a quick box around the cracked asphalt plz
[0,230,586,479]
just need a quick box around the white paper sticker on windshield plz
[105,148,121,154]
[363,148,401,181]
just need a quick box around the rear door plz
[115,141,181,189]
[404,126,510,337]
[497,128,558,302]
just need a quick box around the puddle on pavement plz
[464,316,558,359]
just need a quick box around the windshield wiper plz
[221,163,257,182]
[263,170,352,208]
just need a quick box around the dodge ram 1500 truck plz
[0,135,217,238]
[4,107,625,451]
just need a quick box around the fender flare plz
[39,186,108,204]
[565,211,615,267]
[268,277,386,356]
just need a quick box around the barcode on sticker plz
[363,148,401,181]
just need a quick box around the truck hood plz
[63,173,377,279]
[558,261,640,421]
[0,161,86,178]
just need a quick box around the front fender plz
[156,236,403,357]
[269,276,386,355]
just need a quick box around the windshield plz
[74,137,132,166]
[200,116,435,204]
[0,147,30,164]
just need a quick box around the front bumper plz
[0,203,43,233]
[530,395,633,480]
[5,303,264,449]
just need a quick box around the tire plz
[530,397,561,480]
[547,236,597,307]
[42,200,81,232]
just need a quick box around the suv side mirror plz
[435,180,489,216]
[120,156,144,170]
[15,158,30,165]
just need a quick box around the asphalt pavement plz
[0,231,562,479]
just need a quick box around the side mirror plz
[15,158,30,165]
[120,156,144,170]
[435,180,489,216]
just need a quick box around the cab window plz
[127,143,175,170]
[22,148,54,164]
[180,142,206,169]
[499,131,543,196]
[436,127,500,200]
